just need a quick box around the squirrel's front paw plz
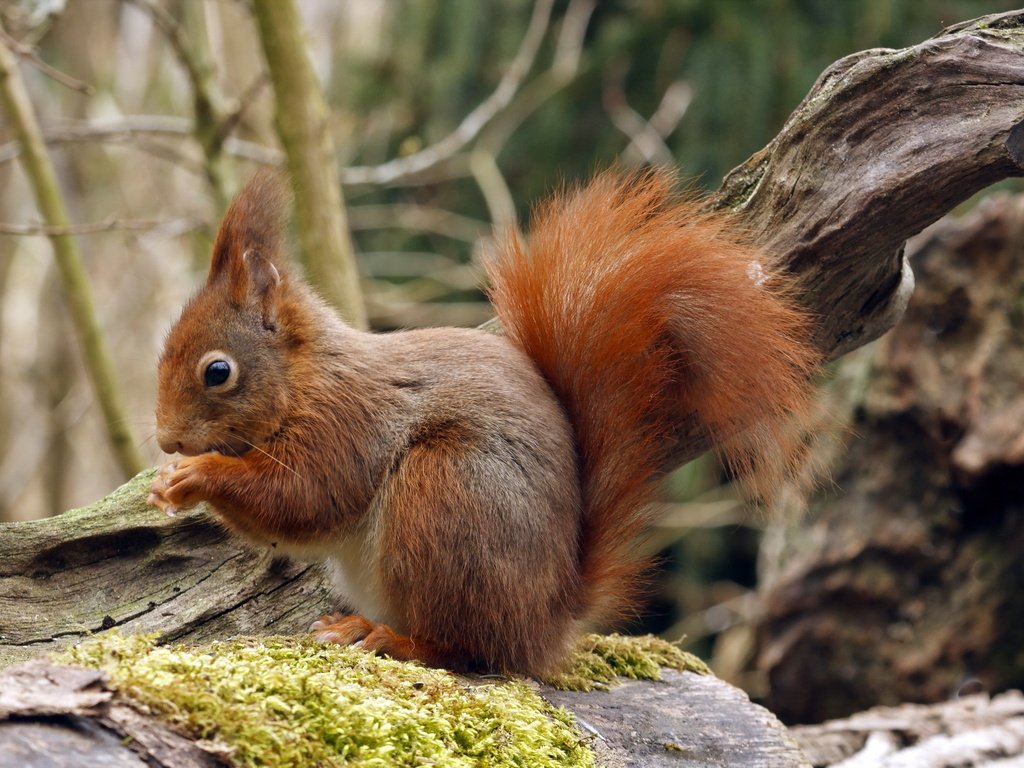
[147,456,215,516]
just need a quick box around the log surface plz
[545,669,809,767]
[0,472,334,668]
[0,660,809,768]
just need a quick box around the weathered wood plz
[790,690,1024,767]
[0,471,334,667]
[717,10,1024,359]
[755,194,1024,724]
[0,660,808,767]
[545,669,809,767]
[0,661,223,768]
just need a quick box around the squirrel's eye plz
[196,350,238,391]
[204,360,232,388]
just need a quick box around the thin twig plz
[603,65,677,167]
[126,0,232,208]
[125,0,206,102]
[648,80,693,137]
[553,0,596,77]
[0,218,204,236]
[470,150,517,229]
[476,0,594,157]
[347,204,487,242]
[340,0,556,186]
[0,28,93,94]
[215,72,271,147]
[0,116,284,166]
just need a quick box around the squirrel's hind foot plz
[311,613,439,666]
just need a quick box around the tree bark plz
[715,11,1024,359]
[674,10,1024,463]
[0,470,330,669]
[755,192,1024,724]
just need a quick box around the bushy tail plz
[486,170,820,626]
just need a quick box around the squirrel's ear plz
[207,170,287,300]
[242,249,281,330]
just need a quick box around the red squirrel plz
[148,169,818,675]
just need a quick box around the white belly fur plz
[323,525,394,627]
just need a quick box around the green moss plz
[544,633,711,691]
[57,631,708,763]
[60,633,594,768]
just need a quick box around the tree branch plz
[0,25,145,480]
[714,10,1024,358]
[126,0,234,210]
[0,116,285,167]
[0,218,203,236]
[0,28,92,94]
[340,0,556,187]
[251,0,367,328]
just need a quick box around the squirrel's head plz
[155,173,293,457]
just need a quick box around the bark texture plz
[0,661,221,768]
[717,11,1024,359]
[756,193,1024,724]
[0,470,332,668]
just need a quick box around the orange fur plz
[486,169,820,626]
[150,169,819,675]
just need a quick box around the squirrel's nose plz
[156,430,182,455]
[159,439,183,455]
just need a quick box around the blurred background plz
[1,0,1021,722]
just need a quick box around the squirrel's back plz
[486,170,819,627]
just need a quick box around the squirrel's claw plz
[311,614,438,666]
[311,613,374,645]
[147,464,178,516]
[147,457,207,515]
[146,489,177,516]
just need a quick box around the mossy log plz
[0,654,809,768]
[0,470,326,669]
[1,10,1024,765]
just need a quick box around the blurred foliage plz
[0,0,1016,693]
[335,0,1018,213]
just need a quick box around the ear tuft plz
[208,171,290,287]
